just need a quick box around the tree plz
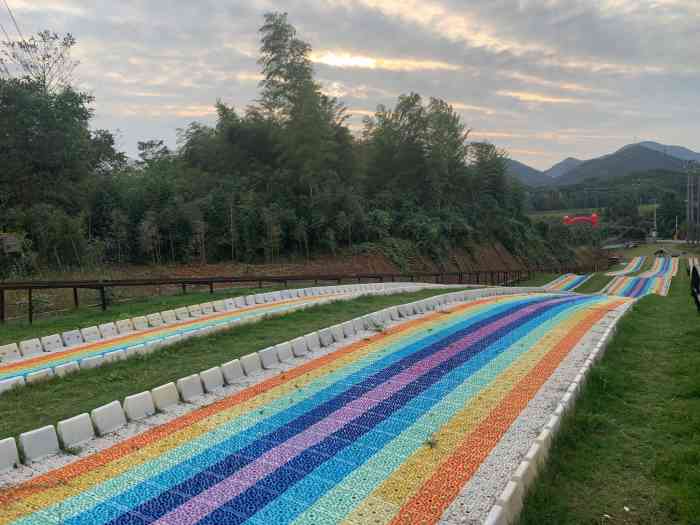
[1,30,78,93]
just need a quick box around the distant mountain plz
[544,157,582,178]
[555,144,686,186]
[505,159,553,187]
[637,141,700,162]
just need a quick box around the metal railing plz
[0,265,604,324]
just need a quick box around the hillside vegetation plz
[0,15,579,280]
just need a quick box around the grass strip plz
[0,287,284,346]
[0,288,466,440]
[575,273,614,294]
[519,265,700,524]
[518,273,559,287]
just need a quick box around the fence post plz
[73,287,79,309]
[100,286,107,311]
[209,282,214,294]
[0,288,4,323]
[182,283,187,295]
[28,288,33,324]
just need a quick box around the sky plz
[4,0,700,170]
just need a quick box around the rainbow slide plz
[542,273,590,292]
[606,256,645,276]
[0,293,627,525]
[638,257,678,279]
[603,276,670,298]
[0,294,344,384]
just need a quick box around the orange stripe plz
[389,299,624,524]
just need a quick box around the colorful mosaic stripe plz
[605,256,645,276]
[603,276,670,298]
[0,292,627,525]
[0,294,345,383]
[542,273,590,292]
[638,257,678,279]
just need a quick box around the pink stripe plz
[153,296,568,525]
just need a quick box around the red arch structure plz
[563,213,599,227]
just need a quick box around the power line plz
[2,0,25,42]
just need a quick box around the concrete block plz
[0,343,21,361]
[91,401,127,436]
[200,367,224,392]
[161,310,177,324]
[200,302,214,315]
[80,355,104,370]
[104,349,126,363]
[511,460,536,490]
[536,428,554,459]
[187,304,203,317]
[115,319,134,334]
[223,298,237,310]
[291,337,308,357]
[80,327,101,344]
[497,480,524,525]
[235,297,247,308]
[54,361,80,378]
[276,342,293,363]
[244,295,255,306]
[342,321,356,338]
[483,504,507,525]
[0,437,19,472]
[280,290,291,300]
[56,413,95,448]
[304,332,321,352]
[176,374,204,402]
[254,293,265,304]
[213,300,227,312]
[123,392,156,421]
[40,334,64,353]
[98,322,118,339]
[388,307,400,321]
[330,324,345,343]
[524,442,544,470]
[0,376,25,394]
[258,347,279,369]
[18,425,59,462]
[26,369,54,384]
[318,328,334,347]
[151,382,180,411]
[352,317,366,333]
[175,307,190,321]
[19,338,43,357]
[221,359,245,384]
[147,313,164,327]
[240,353,262,376]
[131,316,149,331]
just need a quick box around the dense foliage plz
[1,13,559,277]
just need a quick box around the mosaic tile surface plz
[604,257,678,298]
[0,294,344,383]
[542,274,590,292]
[605,256,645,276]
[0,292,627,525]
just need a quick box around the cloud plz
[5,0,697,168]
[496,91,586,105]
[310,51,461,72]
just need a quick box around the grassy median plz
[0,286,285,346]
[519,265,700,524]
[0,288,465,440]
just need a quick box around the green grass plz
[574,273,613,294]
[0,288,464,440]
[0,286,283,346]
[519,265,700,525]
[518,273,559,287]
